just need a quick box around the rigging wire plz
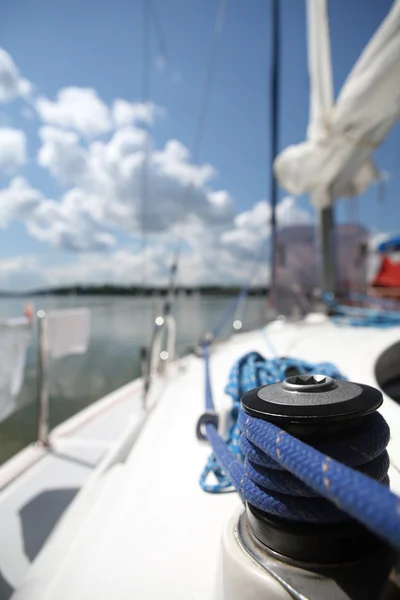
[167,0,228,292]
[138,0,155,396]
[139,0,152,297]
[377,173,387,234]
[196,0,282,345]
[269,0,280,312]
[218,0,280,333]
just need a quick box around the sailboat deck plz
[3,316,400,599]
[0,376,147,599]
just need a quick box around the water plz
[0,294,268,464]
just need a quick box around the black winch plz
[240,374,396,599]
[242,373,382,436]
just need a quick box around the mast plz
[269,0,280,310]
[318,203,337,295]
[307,0,337,297]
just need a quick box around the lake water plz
[0,294,269,464]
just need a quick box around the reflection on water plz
[0,294,268,464]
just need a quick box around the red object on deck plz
[372,257,400,289]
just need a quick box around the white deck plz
[0,376,149,598]
[2,316,400,599]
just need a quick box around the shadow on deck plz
[19,488,79,562]
[0,488,79,599]
[0,571,13,600]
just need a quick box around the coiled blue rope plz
[199,351,400,550]
[200,352,345,493]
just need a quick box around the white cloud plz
[0,127,27,172]
[111,99,164,128]
[35,88,165,138]
[221,197,312,260]
[37,126,86,184]
[0,196,307,289]
[0,177,42,226]
[0,174,115,254]
[276,195,312,227]
[0,248,167,290]
[153,139,215,188]
[50,247,167,287]
[0,256,45,291]
[0,152,309,289]
[0,48,32,103]
[0,48,313,289]
[27,188,116,252]
[0,121,231,258]
[32,124,233,249]
[18,78,32,98]
[35,87,112,137]
[0,240,270,291]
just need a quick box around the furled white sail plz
[306,0,334,144]
[274,0,400,208]
[0,317,32,422]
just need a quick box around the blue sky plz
[0,0,398,290]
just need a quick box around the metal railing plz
[36,310,50,446]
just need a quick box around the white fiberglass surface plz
[11,319,400,600]
[0,379,143,599]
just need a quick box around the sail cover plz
[274,0,400,208]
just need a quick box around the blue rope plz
[347,292,400,311]
[332,313,400,328]
[199,352,400,549]
[200,343,242,492]
[202,342,214,411]
[237,410,390,524]
[200,352,344,493]
[323,292,400,328]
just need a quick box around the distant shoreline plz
[0,285,269,298]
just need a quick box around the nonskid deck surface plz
[0,376,149,599]
[7,316,400,600]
